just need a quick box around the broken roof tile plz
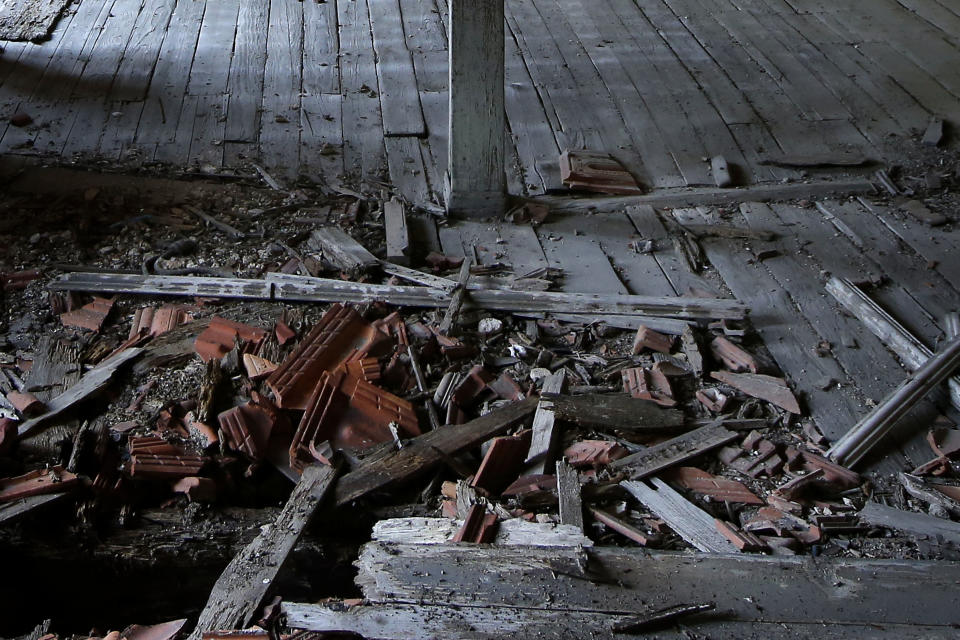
[129,305,192,339]
[622,366,676,407]
[928,427,960,459]
[564,440,629,468]
[560,150,644,195]
[129,453,207,478]
[171,477,217,502]
[0,466,82,503]
[665,466,764,504]
[696,387,729,412]
[6,391,45,417]
[471,430,533,496]
[632,325,674,355]
[487,372,525,401]
[501,474,557,497]
[590,507,660,546]
[218,400,279,463]
[451,365,495,409]
[715,519,769,552]
[242,353,278,381]
[1,269,41,291]
[710,370,801,414]
[60,297,115,332]
[710,336,758,373]
[274,320,297,345]
[268,303,389,410]
[452,503,499,543]
[194,317,268,362]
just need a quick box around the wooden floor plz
[432,194,960,473]
[1,0,960,201]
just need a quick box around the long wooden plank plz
[534,213,629,294]
[622,478,739,552]
[334,397,538,505]
[257,0,303,180]
[611,422,738,479]
[354,542,960,627]
[367,0,426,137]
[223,0,269,149]
[193,463,340,634]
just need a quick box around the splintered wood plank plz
[223,0,269,153]
[661,0,835,159]
[556,460,584,531]
[367,0,426,137]
[534,214,629,294]
[606,0,752,182]
[451,220,549,276]
[504,0,651,185]
[415,89,447,200]
[814,200,951,344]
[611,422,739,480]
[302,0,340,94]
[625,205,717,296]
[856,199,960,296]
[338,0,387,185]
[525,370,565,475]
[0,8,78,154]
[334,397,538,505]
[573,211,676,297]
[737,202,921,469]
[504,33,562,195]
[194,463,341,633]
[384,136,431,204]
[134,0,206,162]
[257,0,303,181]
[553,0,688,188]
[621,478,740,552]
[671,207,864,438]
[300,93,345,186]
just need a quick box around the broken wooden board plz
[610,422,737,479]
[710,371,801,414]
[309,228,380,273]
[18,348,144,437]
[858,501,960,546]
[547,393,686,434]
[524,370,565,474]
[53,272,747,320]
[383,197,410,265]
[352,543,960,630]
[192,463,340,634]
[334,397,538,505]
[371,517,592,547]
[0,0,71,41]
[556,460,584,531]
[621,478,740,553]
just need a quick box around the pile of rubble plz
[2,172,960,639]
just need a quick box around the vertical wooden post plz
[445,0,506,219]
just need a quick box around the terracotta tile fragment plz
[622,366,675,407]
[0,466,82,503]
[928,427,960,459]
[715,519,768,551]
[267,303,388,409]
[129,305,192,339]
[0,418,17,455]
[560,150,644,195]
[194,317,268,362]
[696,387,729,412]
[242,353,278,381]
[274,320,297,345]
[451,365,495,409]
[129,453,207,478]
[665,466,764,504]
[218,401,277,463]
[123,618,188,640]
[171,477,217,502]
[452,503,499,543]
[632,325,674,355]
[471,430,532,495]
[564,440,628,468]
[501,474,557,497]
[710,336,758,373]
[590,507,660,546]
[60,297,114,332]
[1,269,41,291]
[710,370,801,414]
[6,391,45,416]
[487,372,524,401]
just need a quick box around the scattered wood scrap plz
[192,462,341,635]
[611,422,738,479]
[858,501,960,546]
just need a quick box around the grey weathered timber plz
[858,501,960,545]
[826,276,960,411]
[51,272,745,319]
[334,397,537,505]
[309,228,380,273]
[531,180,876,214]
[556,460,584,531]
[828,335,960,468]
[383,197,410,265]
[899,473,960,517]
[192,463,340,635]
[622,479,738,552]
[546,393,686,433]
[0,0,71,41]
[371,517,592,547]
[438,257,472,334]
[367,0,427,137]
[445,0,506,218]
[355,541,960,626]
[17,348,143,437]
[610,422,737,479]
[524,370,565,473]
